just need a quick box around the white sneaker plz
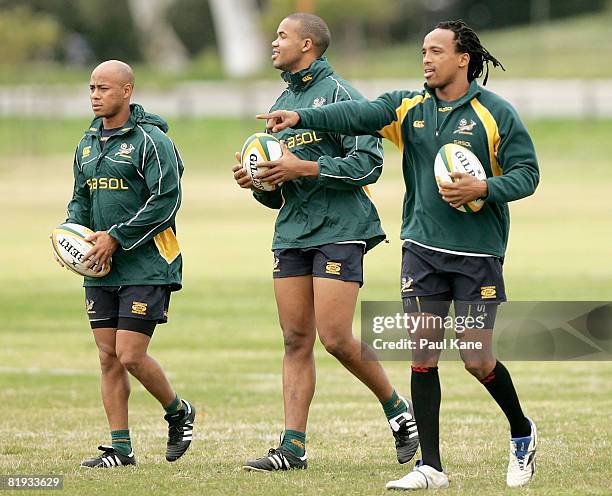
[506,417,537,487]
[386,461,449,490]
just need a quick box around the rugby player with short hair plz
[232,13,419,471]
[64,60,194,468]
[259,20,539,489]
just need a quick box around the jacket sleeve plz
[297,91,414,149]
[252,188,283,209]
[315,83,384,190]
[66,146,91,227]
[485,105,540,203]
[107,131,183,250]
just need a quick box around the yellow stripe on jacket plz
[377,94,427,153]
[470,98,502,177]
[154,227,180,264]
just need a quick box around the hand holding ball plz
[240,133,283,191]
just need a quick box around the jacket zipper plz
[435,101,440,137]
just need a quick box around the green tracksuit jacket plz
[66,104,183,289]
[295,80,540,257]
[254,57,386,252]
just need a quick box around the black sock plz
[480,361,531,438]
[411,366,442,471]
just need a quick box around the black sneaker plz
[164,399,196,462]
[243,446,308,472]
[389,397,420,464]
[80,445,136,468]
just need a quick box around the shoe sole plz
[242,465,306,472]
[242,465,273,472]
[386,477,450,490]
[79,463,136,469]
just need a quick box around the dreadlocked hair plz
[436,19,505,85]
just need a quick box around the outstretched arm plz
[257,90,422,152]
[258,92,399,134]
[257,98,392,137]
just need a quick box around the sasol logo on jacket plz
[87,178,129,190]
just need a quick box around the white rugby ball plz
[240,132,282,191]
[434,143,487,213]
[51,223,111,278]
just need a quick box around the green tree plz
[0,6,61,65]
[0,0,142,62]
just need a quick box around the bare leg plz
[313,277,393,403]
[115,330,176,408]
[274,276,317,432]
[93,328,130,430]
[457,327,496,379]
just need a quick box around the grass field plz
[0,118,611,495]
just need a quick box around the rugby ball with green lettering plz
[240,133,282,191]
[434,143,487,213]
[51,223,111,278]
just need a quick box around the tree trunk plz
[208,0,266,77]
[127,0,189,72]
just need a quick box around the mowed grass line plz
[0,118,611,495]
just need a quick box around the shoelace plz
[168,423,186,443]
[96,445,118,456]
[94,447,120,462]
[266,448,291,469]
[167,412,190,441]
[512,440,530,469]
[393,417,411,442]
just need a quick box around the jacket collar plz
[424,79,481,107]
[85,104,169,136]
[281,57,334,92]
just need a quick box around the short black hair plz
[436,19,504,85]
[286,12,331,57]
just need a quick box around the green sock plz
[164,394,184,414]
[281,429,306,457]
[382,390,407,421]
[111,429,132,456]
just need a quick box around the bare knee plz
[319,332,353,361]
[281,323,314,357]
[464,359,496,380]
[116,348,147,374]
[98,346,121,375]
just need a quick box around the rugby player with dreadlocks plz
[258,20,540,490]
